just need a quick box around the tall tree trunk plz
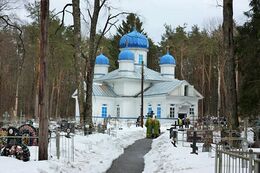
[38,0,49,161]
[217,55,221,119]
[223,0,239,129]
[49,81,55,119]
[55,72,62,120]
[34,40,40,122]
[84,0,102,133]
[72,0,85,124]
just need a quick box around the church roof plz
[160,52,176,65]
[119,29,149,49]
[94,66,169,82]
[118,49,135,61]
[143,80,183,96]
[72,83,117,97]
[93,84,117,97]
[95,54,109,65]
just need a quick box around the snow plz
[0,126,145,173]
[0,123,258,173]
[143,130,215,173]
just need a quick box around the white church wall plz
[113,79,150,96]
[92,96,116,117]
[143,96,165,117]
[94,65,109,76]
[119,61,135,71]
[160,65,175,76]
[128,48,148,65]
[115,97,139,118]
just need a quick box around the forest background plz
[0,0,259,121]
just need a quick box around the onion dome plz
[95,53,109,65]
[160,51,176,65]
[119,28,149,49]
[118,49,134,61]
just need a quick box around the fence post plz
[71,134,74,162]
[219,149,222,173]
[56,130,60,159]
[215,144,218,173]
[249,149,253,173]
[255,154,260,173]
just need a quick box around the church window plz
[184,85,188,96]
[116,105,120,118]
[189,105,194,115]
[157,104,161,118]
[101,104,107,117]
[138,54,143,64]
[170,104,175,118]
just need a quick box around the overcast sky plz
[21,0,250,43]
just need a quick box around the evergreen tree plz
[236,0,260,117]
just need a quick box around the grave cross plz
[190,131,200,154]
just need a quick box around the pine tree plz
[236,0,260,117]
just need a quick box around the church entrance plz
[178,113,186,119]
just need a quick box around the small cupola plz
[94,53,109,78]
[160,49,176,79]
[118,48,135,72]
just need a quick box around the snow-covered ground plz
[0,126,145,173]
[143,131,215,173]
[0,123,258,173]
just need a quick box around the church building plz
[72,29,203,123]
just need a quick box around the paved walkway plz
[106,138,152,173]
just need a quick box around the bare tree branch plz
[81,11,89,26]
[54,3,72,34]
[95,12,129,53]
[216,0,223,7]
[87,9,92,20]
[0,15,25,59]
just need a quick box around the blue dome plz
[95,53,109,65]
[119,29,149,49]
[118,49,134,61]
[160,52,176,65]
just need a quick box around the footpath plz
[106,138,152,173]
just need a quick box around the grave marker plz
[190,131,200,154]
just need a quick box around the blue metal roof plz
[160,52,176,65]
[119,29,149,49]
[95,53,109,65]
[118,49,135,61]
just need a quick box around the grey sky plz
[22,0,250,43]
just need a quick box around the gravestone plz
[190,131,200,154]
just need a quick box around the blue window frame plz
[101,104,107,117]
[138,54,143,64]
[157,104,161,118]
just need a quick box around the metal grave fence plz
[215,144,260,173]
